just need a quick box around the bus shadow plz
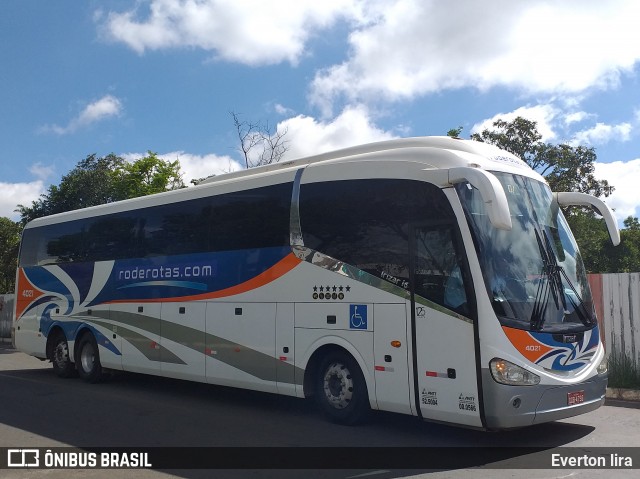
[0,365,598,478]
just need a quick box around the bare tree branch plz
[230,111,289,168]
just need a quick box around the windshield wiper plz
[531,229,593,330]
[541,229,568,311]
[556,263,593,327]
[542,229,594,327]
[530,229,560,330]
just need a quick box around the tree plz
[564,209,612,273]
[607,217,640,272]
[0,217,20,293]
[470,117,613,197]
[231,111,289,169]
[452,117,632,273]
[17,152,184,225]
[17,154,123,224]
[447,126,464,138]
[112,152,184,199]
[574,215,640,273]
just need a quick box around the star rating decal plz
[312,284,351,300]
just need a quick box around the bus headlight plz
[490,358,540,386]
[597,356,608,375]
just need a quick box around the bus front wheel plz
[315,351,369,425]
[76,333,103,383]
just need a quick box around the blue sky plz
[2,0,640,224]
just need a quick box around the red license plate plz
[567,390,585,406]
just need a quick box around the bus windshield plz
[456,172,596,333]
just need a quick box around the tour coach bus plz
[13,137,620,429]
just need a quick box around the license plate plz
[567,390,585,406]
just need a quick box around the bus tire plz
[76,333,103,383]
[50,332,75,378]
[315,351,370,425]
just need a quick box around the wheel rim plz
[80,342,95,374]
[322,362,354,409]
[54,340,69,369]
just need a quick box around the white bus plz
[13,137,620,430]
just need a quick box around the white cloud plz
[121,107,394,176]
[471,104,559,142]
[471,102,638,149]
[101,0,358,66]
[0,181,45,220]
[309,0,640,114]
[274,103,295,116]
[564,111,593,126]
[28,163,55,181]
[594,159,640,223]
[278,105,397,160]
[41,95,123,135]
[163,151,243,182]
[98,1,640,117]
[571,122,633,146]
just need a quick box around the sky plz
[2,0,640,225]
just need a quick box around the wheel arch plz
[300,336,375,407]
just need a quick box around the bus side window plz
[413,226,469,316]
[300,179,412,290]
[299,178,460,297]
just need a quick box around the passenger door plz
[410,223,482,428]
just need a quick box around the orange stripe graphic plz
[15,269,48,320]
[501,326,554,363]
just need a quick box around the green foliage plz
[471,117,543,166]
[565,211,611,273]
[18,152,184,225]
[0,217,21,293]
[112,152,184,199]
[470,117,614,197]
[613,217,640,272]
[562,214,640,274]
[17,154,124,224]
[8,152,184,292]
[446,126,464,138]
[625,216,640,230]
[607,350,640,389]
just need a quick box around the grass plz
[607,350,640,389]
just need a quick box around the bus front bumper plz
[481,369,607,430]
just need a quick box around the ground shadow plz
[0,360,600,479]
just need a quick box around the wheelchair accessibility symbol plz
[349,304,368,330]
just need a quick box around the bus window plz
[299,179,457,294]
[413,225,469,316]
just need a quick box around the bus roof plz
[198,135,533,186]
[25,136,538,229]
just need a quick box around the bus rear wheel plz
[51,333,75,378]
[76,333,103,383]
[315,351,369,425]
